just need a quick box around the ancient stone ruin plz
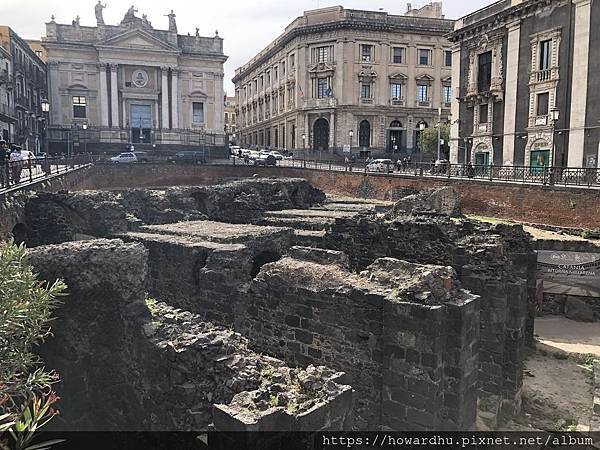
[13,178,535,435]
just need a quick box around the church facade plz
[42,5,227,154]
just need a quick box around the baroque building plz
[224,94,236,136]
[449,0,598,169]
[42,5,227,154]
[0,26,47,150]
[233,5,454,156]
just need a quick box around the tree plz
[0,243,66,450]
[420,123,450,160]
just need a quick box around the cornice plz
[233,18,454,84]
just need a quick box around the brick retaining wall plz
[73,164,600,229]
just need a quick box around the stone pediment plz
[97,29,179,53]
[389,72,408,81]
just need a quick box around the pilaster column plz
[47,61,61,125]
[449,45,461,163]
[568,0,592,167]
[329,111,335,151]
[171,69,179,129]
[214,72,225,132]
[161,66,169,129]
[110,64,119,128]
[502,21,521,166]
[98,63,109,127]
[304,114,310,149]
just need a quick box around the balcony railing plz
[0,103,16,119]
[532,115,549,127]
[536,69,552,82]
[391,98,405,106]
[360,98,374,105]
[303,98,337,109]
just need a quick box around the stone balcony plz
[303,98,337,109]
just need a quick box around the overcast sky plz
[0,0,490,94]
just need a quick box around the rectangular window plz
[361,82,371,99]
[274,67,278,80]
[317,78,329,99]
[479,104,489,123]
[315,46,329,63]
[361,45,374,62]
[266,71,270,85]
[539,39,552,71]
[72,96,86,118]
[443,86,452,103]
[537,92,549,116]
[224,112,229,123]
[478,51,492,92]
[281,62,286,77]
[390,83,402,100]
[419,49,431,66]
[290,54,295,69]
[192,102,205,123]
[392,47,405,64]
[445,50,452,67]
[417,84,429,102]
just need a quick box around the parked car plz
[366,159,393,172]
[230,145,241,155]
[167,151,207,164]
[253,154,277,166]
[110,152,138,164]
[269,151,284,160]
[133,151,150,163]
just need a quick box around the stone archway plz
[389,120,402,153]
[313,118,329,151]
[359,120,371,148]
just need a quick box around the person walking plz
[9,145,23,184]
[344,156,349,172]
[0,140,8,187]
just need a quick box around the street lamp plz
[302,133,306,149]
[419,122,426,155]
[437,106,442,161]
[41,99,50,155]
[348,129,354,149]
[551,108,560,169]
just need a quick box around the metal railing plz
[270,159,600,189]
[0,154,93,191]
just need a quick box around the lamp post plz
[302,133,306,151]
[437,106,442,161]
[348,129,354,151]
[41,98,50,155]
[551,108,560,167]
[419,122,426,156]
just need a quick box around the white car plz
[230,146,241,155]
[366,159,393,172]
[269,151,284,160]
[110,152,138,163]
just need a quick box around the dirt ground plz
[502,317,596,432]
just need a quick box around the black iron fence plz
[0,155,93,191]
[272,159,600,188]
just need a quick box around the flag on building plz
[325,87,333,98]
[298,85,304,98]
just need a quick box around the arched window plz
[389,121,403,153]
[390,120,402,128]
[359,120,370,148]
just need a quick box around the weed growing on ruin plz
[0,242,66,450]
[269,394,278,408]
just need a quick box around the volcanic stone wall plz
[12,178,325,247]
[238,248,480,431]
[26,239,352,434]
[121,221,294,325]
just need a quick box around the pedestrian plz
[396,159,402,172]
[9,145,23,184]
[238,149,242,158]
[344,156,349,171]
[244,154,249,165]
[0,140,8,186]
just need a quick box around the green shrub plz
[0,242,66,449]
